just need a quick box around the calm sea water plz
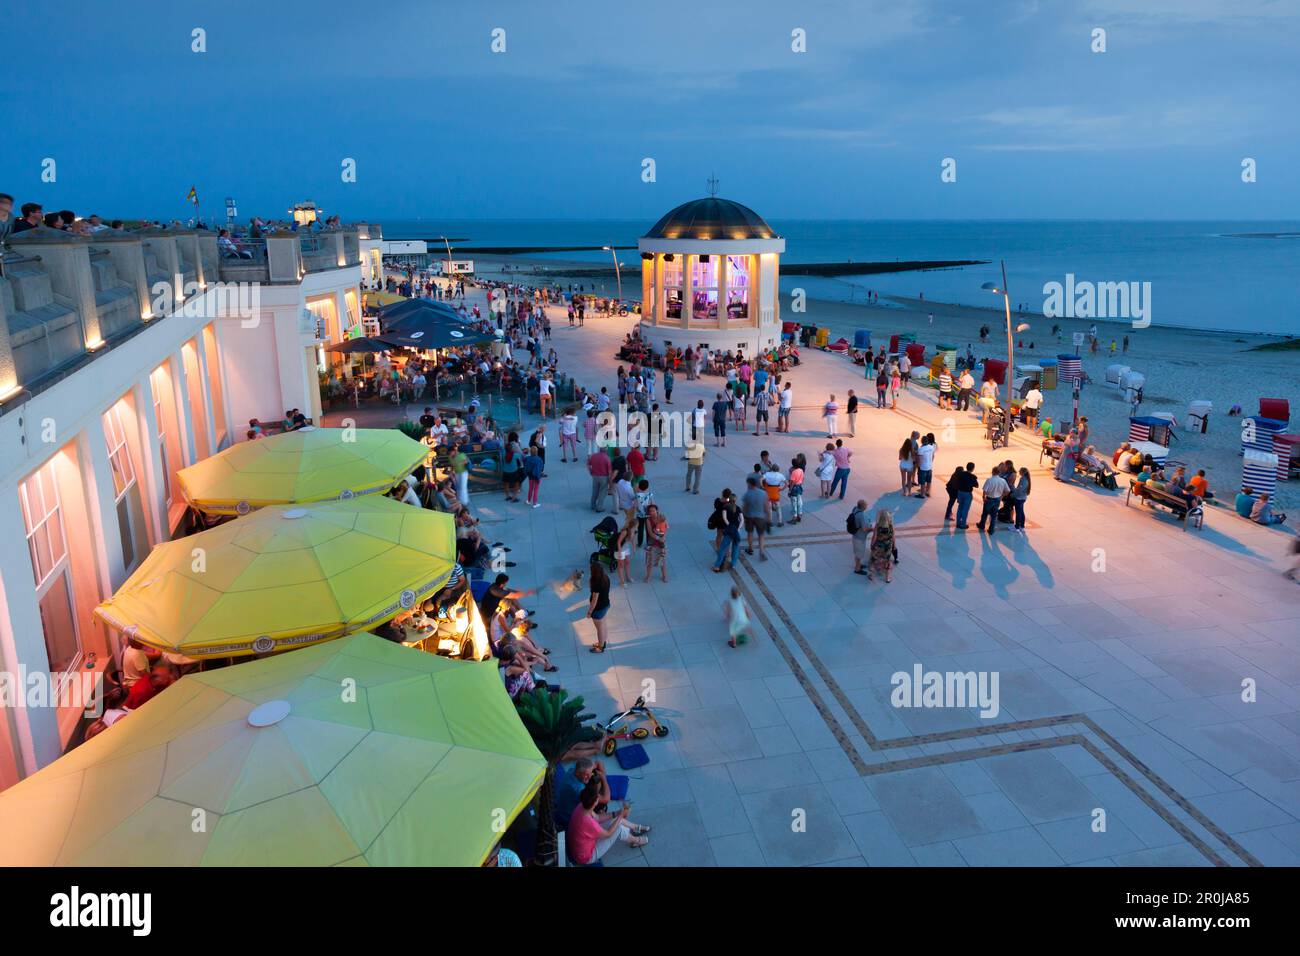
[383,219,1300,335]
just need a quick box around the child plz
[724,587,752,648]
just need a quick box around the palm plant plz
[514,688,602,865]
[395,419,425,441]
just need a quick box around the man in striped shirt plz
[937,368,954,410]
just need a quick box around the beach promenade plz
[339,290,1300,867]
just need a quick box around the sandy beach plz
[466,254,1300,514]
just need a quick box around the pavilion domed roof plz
[642,197,776,241]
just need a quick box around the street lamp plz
[602,245,623,300]
[981,262,1030,448]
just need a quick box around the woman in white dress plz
[724,587,751,648]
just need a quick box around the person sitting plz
[1250,493,1287,526]
[499,643,539,700]
[553,756,608,831]
[1187,469,1213,500]
[1235,487,1258,518]
[124,662,178,710]
[565,779,649,865]
[1112,441,1132,468]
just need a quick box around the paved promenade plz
[339,293,1300,866]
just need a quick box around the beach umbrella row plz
[0,633,544,866]
[94,496,457,660]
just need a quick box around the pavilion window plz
[691,256,719,324]
[663,256,684,320]
[726,255,751,321]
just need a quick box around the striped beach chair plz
[1242,449,1279,496]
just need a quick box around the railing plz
[219,237,267,261]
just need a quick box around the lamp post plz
[981,262,1030,448]
[601,246,623,300]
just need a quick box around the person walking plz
[613,521,634,587]
[683,438,706,494]
[846,390,859,437]
[663,367,674,404]
[816,444,836,497]
[1012,466,1031,532]
[867,511,895,583]
[741,475,770,561]
[823,394,839,438]
[450,442,471,506]
[898,434,917,493]
[691,399,707,442]
[559,408,579,462]
[850,499,871,575]
[711,392,730,447]
[914,433,936,498]
[1023,384,1043,431]
[724,586,753,648]
[829,439,853,501]
[634,479,654,547]
[889,367,901,409]
[712,493,743,573]
[587,561,612,653]
[753,384,772,436]
[875,367,889,408]
[778,382,793,433]
[788,457,805,523]
[587,445,611,511]
[957,369,974,411]
[643,504,669,583]
[943,465,966,521]
[954,462,978,529]
[762,462,786,528]
[977,467,1010,535]
[523,444,545,508]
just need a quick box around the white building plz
[637,197,785,357]
[0,222,373,787]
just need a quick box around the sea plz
[382,220,1299,336]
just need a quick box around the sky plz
[1,0,1298,221]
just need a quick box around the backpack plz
[846,509,860,535]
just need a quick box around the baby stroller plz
[591,515,619,571]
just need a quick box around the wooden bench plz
[1126,481,1203,531]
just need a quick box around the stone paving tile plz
[952,826,1065,866]
[909,841,970,866]
[727,753,818,795]
[841,810,918,866]
[1035,815,1148,863]
[867,767,986,845]
[685,764,752,839]
[710,832,768,867]
[741,784,861,866]
[980,751,1100,824]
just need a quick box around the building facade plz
[0,223,369,787]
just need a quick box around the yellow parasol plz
[0,634,544,866]
[94,497,457,659]
[176,425,429,516]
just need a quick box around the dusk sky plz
[2,0,1298,221]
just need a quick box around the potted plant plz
[513,688,601,866]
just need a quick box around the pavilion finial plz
[706,174,719,198]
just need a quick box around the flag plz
[186,186,199,207]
